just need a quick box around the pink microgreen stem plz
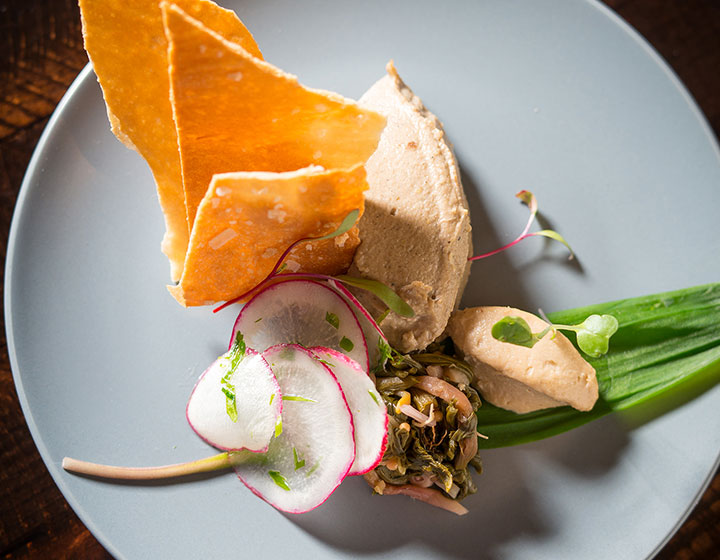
[468,190,574,262]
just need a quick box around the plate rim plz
[4,2,719,558]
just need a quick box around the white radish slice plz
[310,347,387,475]
[186,349,281,452]
[231,279,369,372]
[327,278,389,372]
[230,344,355,513]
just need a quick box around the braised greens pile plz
[371,340,483,502]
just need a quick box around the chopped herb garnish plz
[368,390,380,405]
[315,357,336,368]
[282,395,317,403]
[254,317,263,323]
[374,338,393,373]
[220,332,247,422]
[325,311,340,329]
[269,393,275,406]
[268,470,291,491]
[305,460,321,477]
[293,448,306,470]
[339,336,354,352]
[274,416,283,438]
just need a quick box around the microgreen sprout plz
[491,313,619,358]
[468,190,574,262]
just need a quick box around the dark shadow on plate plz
[65,468,229,487]
[514,212,584,276]
[458,166,535,311]
[287,453,552,560]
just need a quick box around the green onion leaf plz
[476,283,720,449]
[268,470,291,491]
[368,390,380,405]
[339,336,354,352]
[274,416,283,438]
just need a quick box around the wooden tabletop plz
[1,1,718,558]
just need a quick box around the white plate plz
[6,1,720,558]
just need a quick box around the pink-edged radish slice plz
[231,279,369,372]
[186,347,281,452]
[310,347,387,475]
[326,278,389,372]
[229,344,355,513]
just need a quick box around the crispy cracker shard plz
[168,166,367,307]
[162,3,385,306]
[79,0,262,282]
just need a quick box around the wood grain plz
[1,1,718,558]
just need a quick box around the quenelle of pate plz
[448,306,599,414]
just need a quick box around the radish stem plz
[62,452,231,480]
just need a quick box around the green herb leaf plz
[334,275,414,318]
[339,336,354,352]
[375,338,393,373]
[476,283,720,449]
[529,229,575,260]
[491,316,538,348]
[569,314,619,357]
[306,460,320,477]
[325,311,340,329]
[268,470,291,491]
[274,416,283,438]
[368,390,380,405]
[315,209,359,241]
[293,448,305,470]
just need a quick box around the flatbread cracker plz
[79,0,262,281]
[169,165,367,306]
[162,3,386,233]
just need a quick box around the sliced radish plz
[230,344,355,513]
[326,278,389,372]
[231,279,369,372]
[186,349,281,452]
[310,348,387,475]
